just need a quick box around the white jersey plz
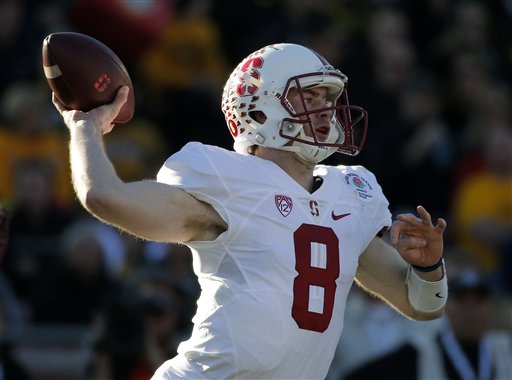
[153,142,392,380]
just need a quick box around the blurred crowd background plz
[0,0,511,379]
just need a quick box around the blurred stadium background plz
[0,0,510,379]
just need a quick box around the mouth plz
[315,126,330,141]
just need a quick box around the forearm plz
[68,121,122,209]
[67,120,225,242]
[356,239,412,314]
[357,238,446,321]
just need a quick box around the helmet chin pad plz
[279,120,342,163]
[281,141,338,163]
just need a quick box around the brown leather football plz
[42,32,135,124]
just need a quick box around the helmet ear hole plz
[249,111,267,124]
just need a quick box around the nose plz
[311,98,333,119]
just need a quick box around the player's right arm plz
[53,87,227,243]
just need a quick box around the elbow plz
[79,187,112,217]
[408,306,445,321]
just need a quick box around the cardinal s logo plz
[94,73,111,93]
[236,57,264,96]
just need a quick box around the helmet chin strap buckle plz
[255,133,265,144]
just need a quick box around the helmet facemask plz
[278,72,368,163]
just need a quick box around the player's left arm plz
[355,205,448,320]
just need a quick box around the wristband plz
[406,263,448,313]
[412,257,444,272]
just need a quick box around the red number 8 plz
[292,224,340,332]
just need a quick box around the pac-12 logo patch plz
[275,195,293,217]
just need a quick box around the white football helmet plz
[221,43,368,163]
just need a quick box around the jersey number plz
[292,224,340,332]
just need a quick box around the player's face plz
[287,86,336,143]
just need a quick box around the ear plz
[249,111,267,124]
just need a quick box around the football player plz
[53,43,447,380]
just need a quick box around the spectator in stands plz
[393,75,455,216]
[0,206,9,263]
[0,206,31,379]
[0,82,73,207]
[452,125,512,291]
[2,158,75,317]
[90,269,184,380]
[336,7,421,208]
[103,118,168,183]
[343,266,512,380]
[31,217,121,324]
[326,285,441,380]
[0,305,32,380]
[136,0,230,153]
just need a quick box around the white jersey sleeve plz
[156,141,234,241]
[334,164,392,242]
[154,142,393,380]
[156,142,269,249]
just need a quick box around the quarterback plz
[53,43,447,379]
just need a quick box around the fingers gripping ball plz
[42,32,135,123]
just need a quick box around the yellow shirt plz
[0,128,73,207]
[453,171,512,270]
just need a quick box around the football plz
[42,32,135,124]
